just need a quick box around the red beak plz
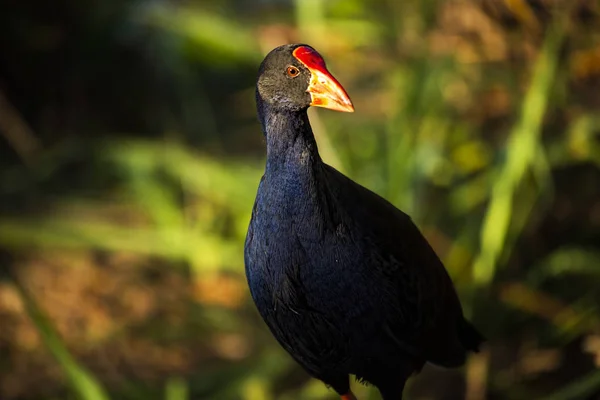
[293,46,354,113]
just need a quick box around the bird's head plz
[256,44,354,113]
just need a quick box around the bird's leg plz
[340,392,358,400]
[327,375,355,400]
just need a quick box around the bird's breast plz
[247,214,365,312]
[246,170,379,314]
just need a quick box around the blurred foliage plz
[1,0,600,399]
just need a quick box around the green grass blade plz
[14,281,110,400]
[472,21,565,285]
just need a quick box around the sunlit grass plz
[472,20,565,286]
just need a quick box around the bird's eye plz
[286,66,300,78]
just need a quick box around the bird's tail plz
[458,318,485,352]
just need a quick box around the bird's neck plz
[257,102,339,236]
[258,104,322,174]
[257,103,336,237]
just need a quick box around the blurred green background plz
[1,0,600,399]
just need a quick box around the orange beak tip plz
[307,70,354,113]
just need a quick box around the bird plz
[244,43,484,400]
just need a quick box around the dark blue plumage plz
[245,44,484,400]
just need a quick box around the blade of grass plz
[472,20,566,285]
[13,280,110,400]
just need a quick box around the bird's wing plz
[322,165,469,365]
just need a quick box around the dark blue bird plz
[244,44,484,400]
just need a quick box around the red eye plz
[286,66,300,77]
